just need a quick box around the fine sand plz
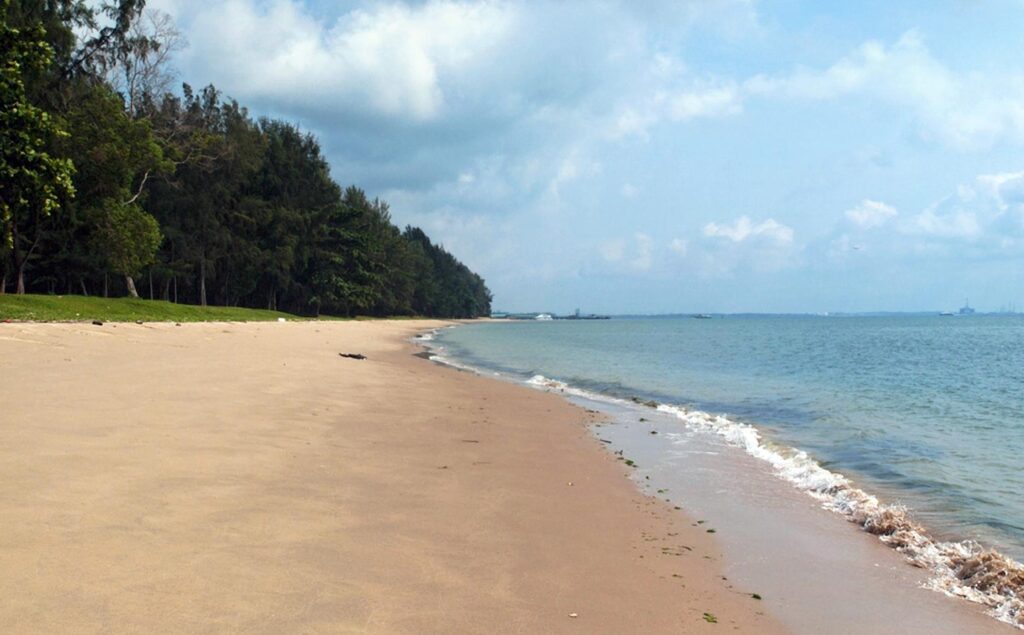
[0,320,784,634]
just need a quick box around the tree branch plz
[123,170,150,205]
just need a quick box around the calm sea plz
[431,315,1024,561]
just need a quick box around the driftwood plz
[338,353,366,360]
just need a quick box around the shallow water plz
[429,315,1024,627]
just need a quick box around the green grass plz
[0,294,307,323]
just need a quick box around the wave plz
[519,374,1024,629]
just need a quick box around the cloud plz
[846,199,897,229]
[703,216,794,243]
[669,238,688,256]
[183,0,515,122]
[902,208,981,239]
[695,216,798,276]
[667,82,743,121]
[745,30,1024,149]
[898,171,1024,243]
[613,29,1024,150]
[612,77,743,139]
[829,171,1024,265]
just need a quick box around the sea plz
[421,315,1024,629]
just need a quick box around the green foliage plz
[0,4,75,248]
[90,200,161,276]
[61,84,167,203]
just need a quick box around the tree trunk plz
[11,213,24,294]
[0,271,6,295]
[173,276,178,303]
[80,279,88,296]
[162,277,170,301]
[103,273,109,298]
[199,258,207,307]
[148,269,154,300]
[125,275,139,298]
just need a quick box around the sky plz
[146,0,1024,314]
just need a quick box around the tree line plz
[0,0,492,318]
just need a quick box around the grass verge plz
[0,294,306,323]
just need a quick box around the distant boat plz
[959,299,975,315]
[692,314,713,319]
[535,313,554,321]
[940,311,955,316]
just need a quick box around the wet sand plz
[578,397,1016,634]
[0,320,782,633]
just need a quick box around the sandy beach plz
[0,320,782,633]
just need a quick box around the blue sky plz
[150,0,1024,313]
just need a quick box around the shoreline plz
[423,324,1020,633]
[0,320,782,633]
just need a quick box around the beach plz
[0,320,782,633]
[430,318,1022,633]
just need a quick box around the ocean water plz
[427,315,1024,625]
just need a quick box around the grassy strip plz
[0,294,307,323]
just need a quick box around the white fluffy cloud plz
[612,74,744,139]
[745,30,1024,149]
[703,216,794,243]
[846,199,898,229]
[182,0,515,121]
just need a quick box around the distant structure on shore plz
[490,309,610,320]
[561,308,610,320]
[959,299,975,315]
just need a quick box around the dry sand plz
[0,320,784,634]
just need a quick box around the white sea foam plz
[654,403,1024,629]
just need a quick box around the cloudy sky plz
[149,0,1024,313]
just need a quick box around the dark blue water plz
[433,315,1024,559]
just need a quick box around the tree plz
[58,83,167,296]
[0,2,75,293]
[90,199,161,296]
